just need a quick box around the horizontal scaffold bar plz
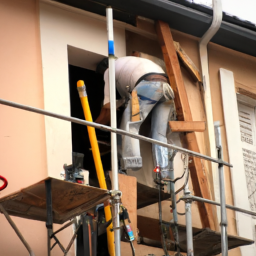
[181,195,256,217]
[0,98,232,167]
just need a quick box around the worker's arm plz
[95,103,111,125]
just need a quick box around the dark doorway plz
[68,64,111,185]
[68,65,110,256]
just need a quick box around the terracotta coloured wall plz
[0,0,47,255]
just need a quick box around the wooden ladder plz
[156,20,216,230]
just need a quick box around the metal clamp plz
[181,195,193,204]
[109,190,122,198]
[112,198,122,204]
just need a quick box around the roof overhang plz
[52,0,256,57]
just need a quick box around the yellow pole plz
[77,80,115,256]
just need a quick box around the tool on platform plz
[63,152,85,184]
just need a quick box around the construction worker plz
[96,56,176,178]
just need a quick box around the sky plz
[193,0,256,24]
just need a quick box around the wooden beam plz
[131,47,201,82]
[169,121,205,132]
[173,41,202,83]
[156,20,215,230]
[131,90,140,121]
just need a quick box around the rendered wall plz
[0,0,47,255]
[39,1,126,255]
[39,0,126,179]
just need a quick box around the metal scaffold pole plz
[185,186,193,256]
[183,155,194,256]
[215,123,228,256]
[106,6,121,256]
[0,204,35,256]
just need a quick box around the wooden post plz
[156,20,215,229]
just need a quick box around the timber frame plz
[156,20,216,229]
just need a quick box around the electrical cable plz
[121,205,136,256]
[163,150,187,184]
[163,167,187,183]
[175,158,190,195]
[130,241,135,256]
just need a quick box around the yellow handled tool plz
[77,80,115,256]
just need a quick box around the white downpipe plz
[199,0,222,224]
[106,7,121,256]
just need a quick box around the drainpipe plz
[199,0,222,225]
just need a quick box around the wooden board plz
[169,121,205,132]
[137,215,253,255]
[156,20,215,229]
[137,182,169,209]
[118,173,137,239]
[131,90,140,121]
[173,41,202,83]
[0,177,110,224]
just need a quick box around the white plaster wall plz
[39,1,126,178]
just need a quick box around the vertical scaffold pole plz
[45,179,53,256]
[106,7,121,256]
[184,155,194,256]
[219,161,228,256]
[185,188,193,256]
[169,152,180,256]
[215,122,228,256]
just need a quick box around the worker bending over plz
[96,56,176,178]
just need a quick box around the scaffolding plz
[0,96,256,256]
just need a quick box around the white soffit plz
[219,68,255,255]
[40,0,158,41]
[68,46,106,71]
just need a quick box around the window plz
[237,95,256,215]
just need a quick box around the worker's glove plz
[163,83,175,100]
